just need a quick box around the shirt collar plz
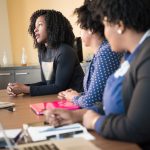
[139,29,150,45]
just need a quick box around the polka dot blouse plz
[72,39,123,108]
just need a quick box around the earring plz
[88,30,92,35]
[117,29,122,34]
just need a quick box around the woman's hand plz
[83,110,100,130]
[58,89,80,101]
[7,83,17,96]
[57,91,67,100]
[44,109,77,127]
[44,108,87,127]
[7,83,30,96]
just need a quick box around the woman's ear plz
[116,21,125,34]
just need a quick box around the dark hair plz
[74,2,104,37]
[28,9,75,49]
[92,0,150,32]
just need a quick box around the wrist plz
[91,116,100,129]
[72,109,87,123]
[23,86,30,94]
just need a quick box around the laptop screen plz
[0,123,15,150]
[0,123,99,150]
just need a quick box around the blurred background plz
[0,0,93,66]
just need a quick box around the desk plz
[0,90,141,150]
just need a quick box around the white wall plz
[0,0,12,66]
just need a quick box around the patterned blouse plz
[72,39,123,108]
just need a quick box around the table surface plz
[0,90,141,150]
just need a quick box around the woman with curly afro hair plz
[57,3,122,108]
[7,9,84,96]
[44,0,150,149]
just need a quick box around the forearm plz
[73,88,102,108]
[72,109,88,123]
[97,81,150,142]
[30,84,66,96]
[27,81,46,86]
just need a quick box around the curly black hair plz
[28,9,75,49]
[91,0,150,33]
[74,2,104,37]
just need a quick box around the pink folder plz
[30,100,80,115]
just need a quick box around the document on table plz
[27,123,95,142]
[0,129,21,139]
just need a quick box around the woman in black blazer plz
[7,10,84,96]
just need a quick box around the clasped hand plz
[58,89,80,101]
[7,82,30,96]
[44,108,100,130]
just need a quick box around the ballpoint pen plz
[39,126,81,133]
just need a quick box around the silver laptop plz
[0,123,15,150]
[16,138,100,150]
[0,123,100,150]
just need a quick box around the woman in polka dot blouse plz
[58,3,123,108]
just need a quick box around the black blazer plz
[29,44,84,96]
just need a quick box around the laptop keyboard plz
[23,143,60,150]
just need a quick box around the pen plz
[39,126,81,133]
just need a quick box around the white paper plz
[27,123,95,142]
[0,129,21,139]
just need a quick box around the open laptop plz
[0,123,15,150]
[16,138,100,150]
[0,123,100,150]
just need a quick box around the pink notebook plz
[30,100,80,115]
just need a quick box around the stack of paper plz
[0,129,21,139]
[27,123,95,142]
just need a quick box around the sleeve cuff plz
[72,95,81,106]
[94,116,106,134]
[87,105,101,114]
